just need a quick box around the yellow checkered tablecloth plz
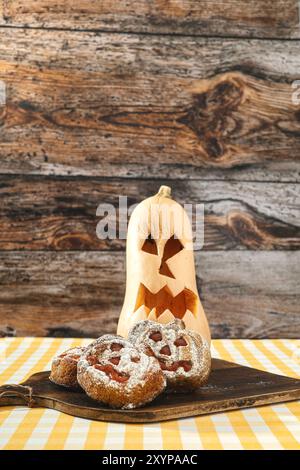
[0,337,299,450]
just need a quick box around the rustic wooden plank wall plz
[0,1,299,338]
[1,1,299,38]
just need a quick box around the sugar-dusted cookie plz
[77,335,166,409]
[128,320,211,392]
[50,346,86,389]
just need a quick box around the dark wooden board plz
[0,29,300,181]
[1,359,300,423]
[1,1,299,39]
[0,176,299,251]
[0,251,299,339]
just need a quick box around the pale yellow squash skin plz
[117,186,211,344]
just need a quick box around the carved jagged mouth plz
[134,283,197,320]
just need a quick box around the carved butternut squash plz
[117,186,210,343]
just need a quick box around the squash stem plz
[157,185,172,198]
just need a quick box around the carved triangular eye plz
[141,234,158,255]
[159,235,183,278]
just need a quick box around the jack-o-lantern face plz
[117,186,210,343]
[136,234,198,319]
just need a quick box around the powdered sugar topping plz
[52,346,86,365]
[128,319,211,380]
[78,335,163,393]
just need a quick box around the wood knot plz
[178,77,244,160]
[228,211,264,248]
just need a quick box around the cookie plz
[77,335,166,409]
[128,319,211,392]
[50,346,86,389]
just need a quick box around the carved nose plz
[159,236,183,279]
[159,260,174,278]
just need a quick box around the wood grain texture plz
[0,176,299,251]
[0,12,299,343]
[0,251,299,338]
[1,360,300,422]
[1,1,299,39]
[0,29,300,181]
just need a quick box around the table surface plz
[0,337,299,450]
